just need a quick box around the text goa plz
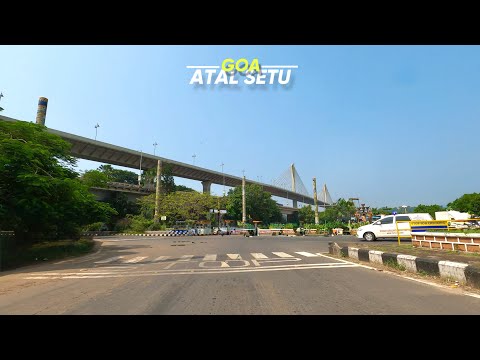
[189,58,294,85]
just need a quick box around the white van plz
[357,213,432,241]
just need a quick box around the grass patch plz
[1,237,95,270]
[417,270,430,277]
[383,259,406,271]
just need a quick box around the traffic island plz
[328,242,480,290]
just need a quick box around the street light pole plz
[0,92,4,112]
[153,142,158,156]
[192,154,196,165]
[138,150,143,186]
[221,162,225,196]
[94,123,100,140]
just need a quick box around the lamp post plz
[0,92,4,111]
[138,150,143,186]
[192,154,196,165]
[94,123,100,140]
[153,142,158,156]
[220,162,225,196]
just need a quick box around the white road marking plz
[154,256,170,262]
[295,252,318,257]
[123,256,148,264]
[199,261,230,268]
[272,252,294,258]
[251,253,268,259]
[203,254,217,261]
[24,262,358,279]
[179,255,194,261]
[95,256,124,264]
[227,254,242,260]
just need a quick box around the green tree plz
[371,207,394,215]
[81,169,109,188]
[141,163,176,194]
[0,121,117,241]
[161,163,175,194]
[137,191,217,226]
[413,204,444,218]
[448,193,480,215]
[175,185,196,192]
[98,164,138,184]
[298,205,315,224]
[319,198,356,222]
[226,184,282,225]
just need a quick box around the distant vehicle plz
[357,213,432,241]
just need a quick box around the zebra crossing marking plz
[294,251,318,257]
[251,253,269,259]
[94,251,325,267]
[95,256,124,264]
[153,256,170,262]
[272,252,294,258]
[123,256,148,264]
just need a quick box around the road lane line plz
[251,253,268,259]
[227,254,242,260]
[272,252,294,258]
[203,254,217,261]
[123,256,148,264]
[24,263,360,279]
[295,252,318,257]
[179,255,194,261]
[95,256,124,264]
[153,256,170,262]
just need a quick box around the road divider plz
[328,242,480,290]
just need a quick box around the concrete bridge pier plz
[202,180,212,194]
[292,199,298,208]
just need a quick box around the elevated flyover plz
[0,115,327,207]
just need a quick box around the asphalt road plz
[1,234,480,314]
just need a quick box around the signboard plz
[161,216,167,221]
[410,220,448,227]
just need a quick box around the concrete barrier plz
[327,242,480,290]
[348,247,359,260]
[438,261,468,284]
[397,254,418,273]
[368,250,384,264]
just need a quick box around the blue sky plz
[1,45,479,207]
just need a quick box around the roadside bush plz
[113,218,132,232]
[83,222,105,231]
[124,215,153,233]
[148,222,166,231]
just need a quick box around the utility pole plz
[313,177,319,224]
[138,150,143,186]
[221,162,225,196]
[242,175,246,223]
[154,160,163,223]
[94,123,100,140]
[153,142,158,156]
